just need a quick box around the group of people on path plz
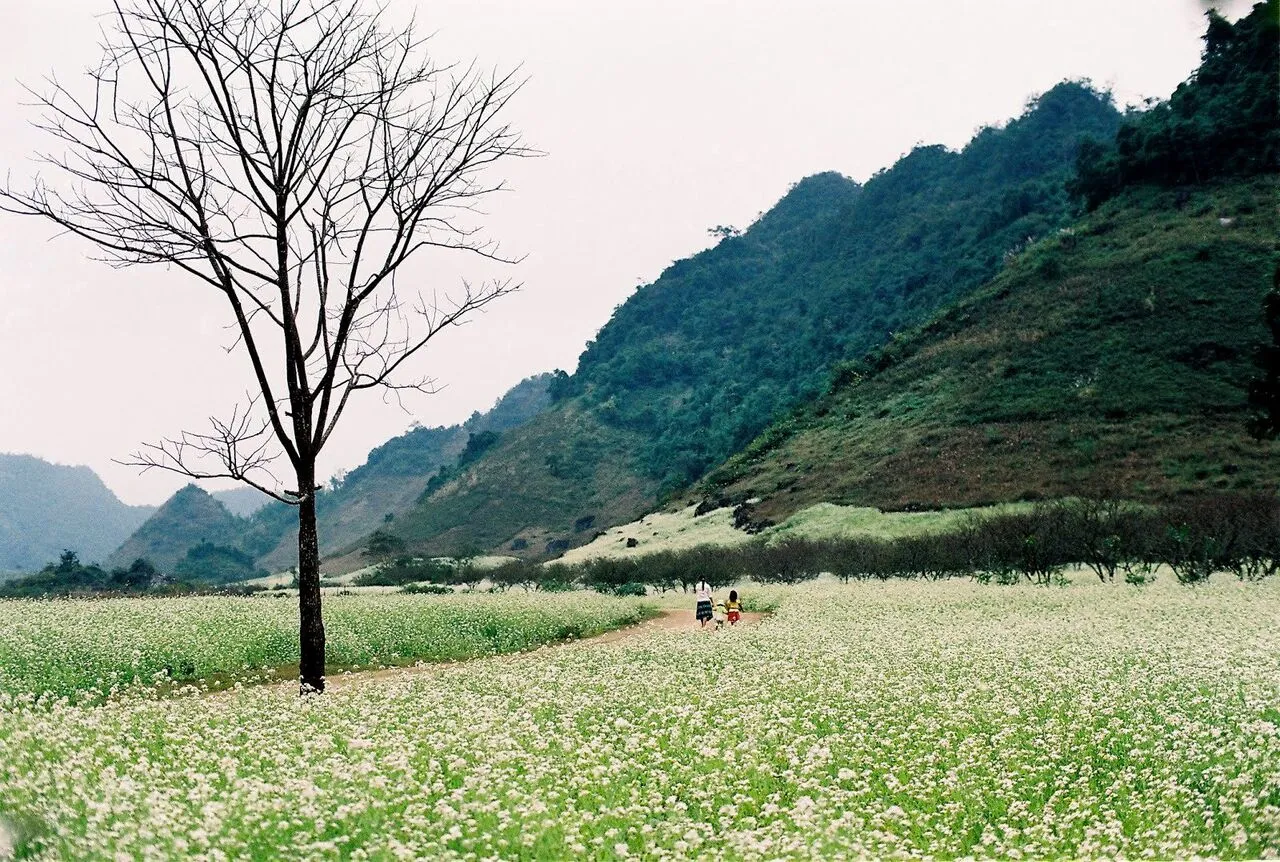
[694,581,742,630]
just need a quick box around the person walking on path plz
[695,580,714,628]
[725,590,743,626]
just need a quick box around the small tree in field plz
[1,0,530,692]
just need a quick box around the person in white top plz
[694,580,714,628]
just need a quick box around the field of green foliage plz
[2,579,1278,859]
[0,593,652,703]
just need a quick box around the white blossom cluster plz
[0,592,652,702]
[1,579,1278,859]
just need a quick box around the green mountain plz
[703,1,1280,521]
[0,454,154,573]
[704,177,1279,520]
[108,373,553,573]
[389,82,1123,557]
[105,485,244,573]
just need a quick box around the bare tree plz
[1,0,531,692]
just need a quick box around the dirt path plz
[321,608,767,691]
[586,608,767,644]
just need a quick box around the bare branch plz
[118,399,300,504]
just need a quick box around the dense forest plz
[1070,0,1278,209]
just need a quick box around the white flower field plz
[1,579,1278,859]
[0,593,652,702]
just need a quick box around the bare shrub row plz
[374,495,1276,593]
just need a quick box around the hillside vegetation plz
[108,374,552,574]
[704,177,1279,520]
[252,373,553,568]
[391,83,1122,557]
[703,2,1279,522]
[105,485,248,574]
[1071,0,1277,209]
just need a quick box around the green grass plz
[560,500,1037,564]
[1,579,1276,858]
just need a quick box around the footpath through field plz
[325,608,767,690]
[198,607,768,698]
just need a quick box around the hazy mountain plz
[211,486,272,518]
[0,454,154,573]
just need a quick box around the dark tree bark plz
[1,0,530,694]
[296,475,325,692]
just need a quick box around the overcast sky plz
[0,0,1250,506]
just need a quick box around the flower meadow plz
[2,579,1279,859]
[0,592,654,701]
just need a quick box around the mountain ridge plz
[0,453,155,573]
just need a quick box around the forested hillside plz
[704,177,1278,519]
[105,485,245,573]
[0,454,154,573]
[1071,0,1277,209]
[704,1,1279,521]
[390,83,1123,557]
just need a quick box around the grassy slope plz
[706,177,1280,520]
[392,404,659,557]
[254,433,469,570]
[254,374,553,569]
[557,500,1035,564]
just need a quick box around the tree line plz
[1069,1,1277,211]
[368,495,1277,594]
[0,550,263,599]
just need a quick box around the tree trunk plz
[297,479,326,694]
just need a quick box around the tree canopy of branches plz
[1,0,530,692]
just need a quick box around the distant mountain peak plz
[0,453,154,573]
[106,483,241,572]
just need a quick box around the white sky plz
[0,0,1249,506]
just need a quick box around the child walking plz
[725,589,742,625]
